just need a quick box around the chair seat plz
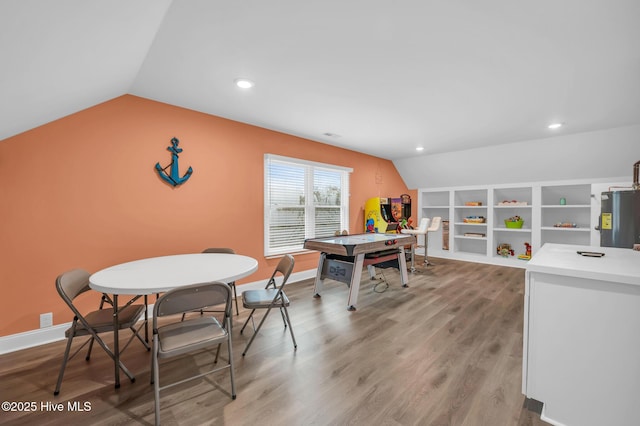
[242,289,290,309]
[400,228,427,236]
[67,304,145,337]
[157,316,227,358]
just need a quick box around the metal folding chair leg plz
[282,306,297,349]
[241,306,274,356]
[279,307,288,328]
[86,336,96,360]
[240,304,297,356]
[54,327,78,395]
[239,309,256,334]
[231,283,239,316]
[54,322,136,395]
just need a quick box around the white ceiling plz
[2,0,639,160]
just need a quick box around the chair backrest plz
[154,282,231,323]
[56,269,93,314]
[416,217,431,233]
[428,216,442,231]
[202,247,235,255]
[266,254,295,290]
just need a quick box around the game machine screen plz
[364,194,411,233]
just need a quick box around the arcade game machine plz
[363,194,413,275]
[364,194,412,233]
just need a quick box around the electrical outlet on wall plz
[40,312,53,328]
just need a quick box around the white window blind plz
[264,154,351,256]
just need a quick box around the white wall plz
[394,125,640,189]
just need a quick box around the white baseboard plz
[0,268,317,355]
[0,324,70,355]
[540,405,568,426]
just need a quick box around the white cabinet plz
[418,178,628,267]
[523,244,640,426]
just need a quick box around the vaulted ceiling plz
[2,0,639,160]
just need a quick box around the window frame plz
[264,154,352,256]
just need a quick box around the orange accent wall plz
[0,95,416,337]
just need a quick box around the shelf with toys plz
[418,178,628,268]
[452,189,488,256]
[496,241,532,260]
[493,186,532,232]
[493,213,532,263]
[540,183,592,246]
[491,187,533,264]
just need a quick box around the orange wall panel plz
[0,95,414,336]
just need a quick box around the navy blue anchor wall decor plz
[155,137,193,186]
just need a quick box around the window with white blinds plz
[264,154,351,256]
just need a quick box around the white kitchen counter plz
[522,243,640,426]
[526,243,640,286]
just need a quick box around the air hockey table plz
[303,232,416,310]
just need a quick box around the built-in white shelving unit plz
[420,190,449,223]
[453,189,488,258]
[492,186,533,263]
[540,184,592,247]
[417,178,629,268]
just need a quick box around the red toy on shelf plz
[518,242,532,260]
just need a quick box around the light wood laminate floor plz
[0,258,549,425]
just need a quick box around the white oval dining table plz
[90,253,259,295]
[89,253,259,388]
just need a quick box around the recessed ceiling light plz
[416,146,425,151]
[234,78,254,89]
[548,123,563,129]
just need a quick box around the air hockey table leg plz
[313,253,326,298]
[346,253,365,311]
[398,247,410,288]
